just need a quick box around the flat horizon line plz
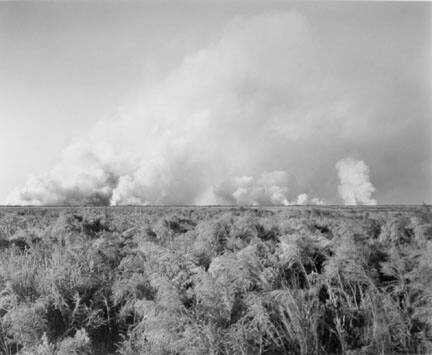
[0,204,430,208]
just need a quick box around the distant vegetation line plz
[0,204,430,209]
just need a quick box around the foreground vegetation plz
[0,205,431,354]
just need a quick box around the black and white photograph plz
[0,0,431,354]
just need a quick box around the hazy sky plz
[0,1,431,205]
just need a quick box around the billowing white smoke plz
[4,11,379,206]
[5,142,118,206]
[336,158,377,205]
[295,193,324,206]
[214,171,323,206]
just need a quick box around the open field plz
[0,205,431,354]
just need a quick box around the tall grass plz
[0,206,430,354]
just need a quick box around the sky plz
[0,1,431,205]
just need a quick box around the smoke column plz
[5,11,382,206]
[336,158,377,205]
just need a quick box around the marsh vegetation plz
[0,206,431,354]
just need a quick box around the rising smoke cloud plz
[5,11,383,206]
[336,158,377,205]
[214,171,324,206]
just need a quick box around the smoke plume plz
[5,11,384,206]
[336,158,377,205]
[214,171,323,206]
